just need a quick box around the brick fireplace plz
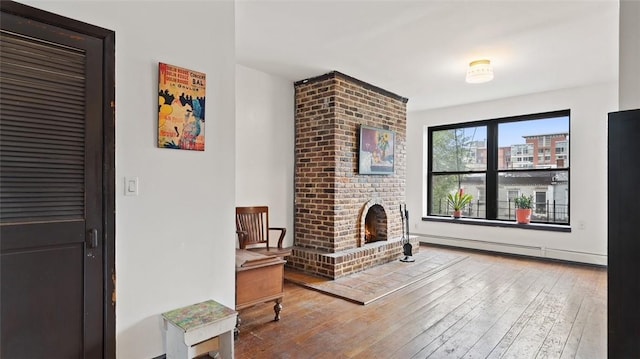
[288,71,419,279]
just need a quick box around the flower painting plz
[359,125,395,174]
[158,63,206,151]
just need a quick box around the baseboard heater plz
[416,233,607,266]
[419,233,541,250]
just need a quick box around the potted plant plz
[447,189,473,218]
[514,194,533,224]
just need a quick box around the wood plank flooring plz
[233,245,606,359]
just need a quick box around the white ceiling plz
[235,0,619,112]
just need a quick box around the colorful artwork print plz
[359,125,395,174]
[158,63,206,151]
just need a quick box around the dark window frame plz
[426,109,570,226]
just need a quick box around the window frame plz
[426,109,570,226]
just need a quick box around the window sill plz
[421,216,572,233]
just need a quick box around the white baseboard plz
[417,234,607,266]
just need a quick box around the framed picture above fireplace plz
[359,125,395,175]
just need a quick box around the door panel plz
[2,241,84,357]
[1,8,105,358]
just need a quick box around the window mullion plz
[486,122,498,219]
[427,128,433,214]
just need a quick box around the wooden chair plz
[235,206,291,258]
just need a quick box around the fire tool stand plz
[399,203,415,263]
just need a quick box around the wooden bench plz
[235,249,286,338]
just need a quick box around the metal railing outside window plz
[433,199,569,224]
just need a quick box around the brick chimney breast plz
[289,71,417,279]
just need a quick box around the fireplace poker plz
[400,203,415,262]
[400,204,406,240]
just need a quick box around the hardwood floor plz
[234,245,606,359]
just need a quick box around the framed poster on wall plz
[359,125,394,175]
[158,62,206,151]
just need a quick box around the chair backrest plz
[236,206,270,249]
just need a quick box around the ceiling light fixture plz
[466,59,494,84]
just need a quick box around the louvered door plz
[0,9,105,358]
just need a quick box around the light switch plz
[125,177,138,196]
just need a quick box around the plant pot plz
[516,208,532,224]
[453,210,462,218]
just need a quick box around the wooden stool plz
[162,300,237,359]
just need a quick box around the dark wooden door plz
[0,4,113,358]
[608,108,640,359]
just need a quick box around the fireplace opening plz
[364,204,388,243]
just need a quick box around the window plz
[427,110,570,225]
[535,191,547,214]
[430,126,487,218]
[477,187,486,202]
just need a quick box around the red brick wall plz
[290,71,411,278]
[293,76,337,251]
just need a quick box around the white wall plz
[407,83,617,265]
[619,0,640,110]
[235,65,295,247]
[21,1,237,358]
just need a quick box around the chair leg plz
[234,315,241,340]
[273,299,282,321]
